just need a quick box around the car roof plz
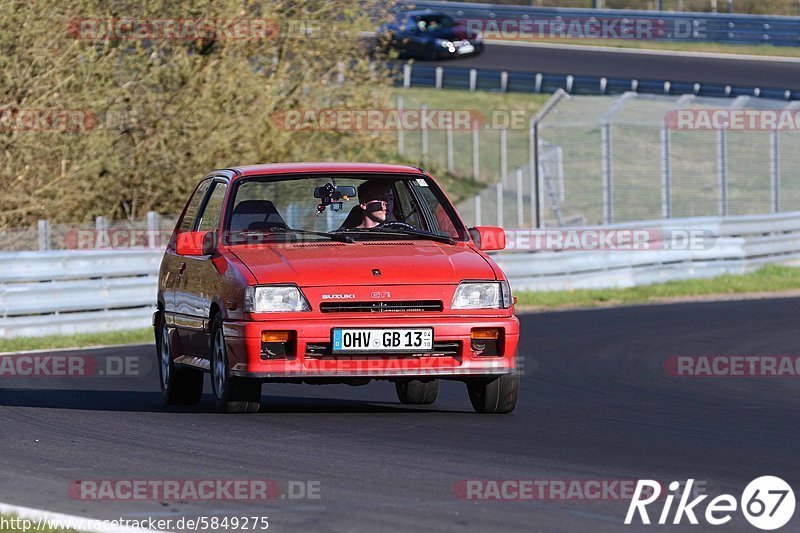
[224,162,426,181]
[403,10,448,18]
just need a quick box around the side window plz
[393,182,424,230]
[415,183,459,238]
[178,180,212,232]
[196,182,228,232]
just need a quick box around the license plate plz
[332,328,433,353]
[457,43,475,55]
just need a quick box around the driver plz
[356,180,394,229]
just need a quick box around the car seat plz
[230,200,289,232]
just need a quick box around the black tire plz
[210,315,261,414]
[466,373,519,414]
[396,379,439,405]
[156,312,203,405]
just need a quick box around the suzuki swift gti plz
[154,163,520,413]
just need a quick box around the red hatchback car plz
[154,163,519,413]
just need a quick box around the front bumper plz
[222,315,518,379]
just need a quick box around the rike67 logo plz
[625,477,795,530]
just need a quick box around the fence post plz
[496,181,504,228]
[771,129,780,213]
[516,169,524,228]
[421,104,429,159]
[403,64,412,89]
[529,89,569,229]
[446,125,454,173]
[474,195,481,226]
[661,124,672,219]
[530,120,539,228]
[601,122,613,225]
[37,220,50,252]
[397,95,404,157]
[717,129,728,216]
[500,128,508,186]
[472,126,480,181]
[469,69,477,91]
[95,216,109,248]
[500,71,508,93]
[435,66,443,90]
[147,211,160,249]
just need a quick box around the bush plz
[0,0,398,227]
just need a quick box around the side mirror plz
[469,226,506,252]
[176,231,208,256]
[202,230,218,255]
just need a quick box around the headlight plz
[436,38,455,49]
[451,281,512,310]
[244,285,311,313]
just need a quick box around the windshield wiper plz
[337,227,456,245]
[231,227,354,244]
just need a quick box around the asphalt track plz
[1,298,799,532]
[426,42,800,91]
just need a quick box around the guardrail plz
[395,62,799,101]
[497,211,800,291]
[0,250,161,338]
[3,211,800,337]
[409,0,800,46]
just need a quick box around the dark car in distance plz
[378,10,484,61]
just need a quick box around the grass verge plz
[515,265,800,310]
[0,328,153,354]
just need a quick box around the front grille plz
[306,341,461,357]
[319,300,443,313]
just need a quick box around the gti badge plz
[371,291,391,299]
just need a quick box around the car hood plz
[422,24,475,41]
[229,241,495,286]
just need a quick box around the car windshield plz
[225,174,466,244]
[412,15,455,32]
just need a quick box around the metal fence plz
[0,249,161,338]
[398,89,800,229]
[0,212,177,252]
[410,0,800,45]
[534,92,800,227]
[395,63,800,101]
[5,210,800,337]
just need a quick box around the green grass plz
[515,265,800,310]
[0,328,153,354]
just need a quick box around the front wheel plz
[156,313,203,406]
[466,373,519,414]
[396,379,439,405]
[210,316,261,414]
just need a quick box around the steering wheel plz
[376,221,416,231]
